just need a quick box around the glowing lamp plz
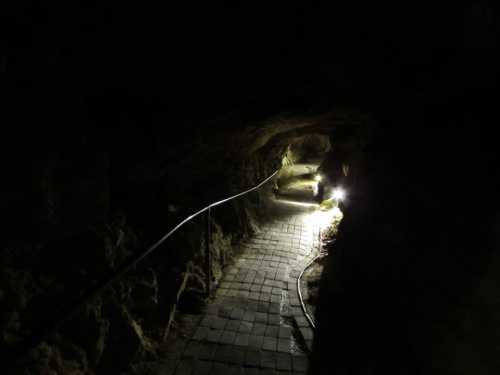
[332,188,345,201]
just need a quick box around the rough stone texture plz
[308,118,499,374]
[156,199,319,374]
[0,106,357,375]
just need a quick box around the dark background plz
[3,2,497,122]
[2,2,498,184]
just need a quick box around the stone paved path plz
[156,200,321,375]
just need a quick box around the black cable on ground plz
[297,252,321,330]
[297,229,324,331]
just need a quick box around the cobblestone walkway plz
[159,201,321,375]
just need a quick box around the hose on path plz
[297,252,321,330]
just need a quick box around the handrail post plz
[205,205,211,297]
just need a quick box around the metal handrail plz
[13,168,280,362]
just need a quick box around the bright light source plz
[304,206,343,230]
[332,187,346,201]
[314,174,322,182]
[277,199,319,208]
[305,210,333,229]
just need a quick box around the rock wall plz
[1,106,368,373]
[310,107,499,374]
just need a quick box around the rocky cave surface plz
[1,107,368,374]
[2,105,499,375]
[2,102,498,375]
[310,109,499,374]
[2,3,499,375]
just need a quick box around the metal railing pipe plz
[13,169,279,363]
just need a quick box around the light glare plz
[314,174,322,182]
[332,188,345,201]
[277,199,319,208]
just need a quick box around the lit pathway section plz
[170,201,321,374]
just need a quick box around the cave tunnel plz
[2,2,500,375]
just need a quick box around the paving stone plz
[262,336,277,351]
[243,310,256,322]
[270,295,281,303]
[212,317,229,330]
[261,286,272,293]
[292,355,308,372]
[261,351,277,369]
[243,367,260,375]
[163,337,189,361]
[254,277,265,284]
[294,316,308,327]
[278,326,292,339]
[192,359,213,374]
[265,325,279,337]
[277,339,291,353]
[271,287,282,295]
[257,302,270,313]
[197,342,217,360]
[239,321,253,333]
[250,284,261,292]
[229,347,246,365]
[268,314,280,326]
[214,345,242,365]
[289,270,300,278]
[219,305,234,318]
[217,288,229,297]
[193,326,209,341]
[247,335,264,349]
[252,322,266,336]
[255,312,268,324]
[238,290,250,298]
[200,315,212,327]
[234,332,249,346]
[269,303,281,314]
[244,273,255,283]
[244,349,260,367]
[264,279,274,286]
[249,292,260,300]
[211,362,240,375]
[276,353,292,371]
[272,280,283,288]
[276,270,287,281]
[230,308,245,320]
[157,208,322,373]
[176,359,194,375]
[205,304,219,315]
[204,328,223,342]
[220,331,237,345]
[259,293,271,302]
[225,320,241,332]
[184,341,202,358]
